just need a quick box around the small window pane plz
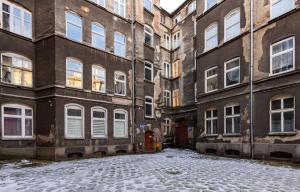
[226,107,232,116]
[93,111,105,118]
[115,113,125,120]
[284,98,294,109]
[284,111,294,132]
[226,118,232,134]
[4,117,22,136]
[4,107,22,115]
[25,119,33,136]
[234,116,241,133]
[272,100,281,110]
[271,113,281,132]
[67,108,82,117]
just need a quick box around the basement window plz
[224,105,241,134]
[205,109,218,135]
[205,66,218,93]
[225,57,240,88]
[270,0,294,19]
[2,104,33,139]
[271,97,295,133]
[270,37,295,75]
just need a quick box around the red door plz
[145,131,154,152]
[175,127,188,148]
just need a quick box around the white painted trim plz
[144,61,153,82]
[224,57,240,88]
[144,0,153,12]
[113,109,128,138]
[205,66,218,93]
[92,65,106,93]
[64,103,85,139]
[91,106,107,138]
[163,90,171,107]
[204,22,218,52]
[114,31,126,57]
[270,0,295,19]
[224,104,241,134]
[205,108,218,135]
[91,22,106,50]
[114,0,126,18]
[145,96,154,118]
[114,71,127,96]
[224,8,241,42]
[144,25,154,46]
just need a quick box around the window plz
[92,65,106,92]
[270,0,294,19]
[174,15,181,24]
[1,53,32,87]
[144,62,153,81]
[144,25,153,46]
[225,58,240,87]
[145,96,153,118]
[164,118,171,135]
[2,104,33,138]
[66,58,83,89]
[271,37,295,75]
[161,14,165,24]
[224,9,240,41]
[173,89,180,107]
[90,0,106,7]
[163,34,171,50]
[205,109,217,135]
[205,23,218,51]
[172,60,181,78]
[114,71,126,96]
[91,23,105,50]
[194,83,197,102]
[188,1,196,14]
[65,104,84,139]
[173,31,180,49]
[225,105,241,134]
[114,109,128,138]
[163,90,171,107]
[205,0,218,11]
[205,67,218,93]
[144,0,152,12]
[65,11,82,42]
[1,1,32,38]
[114,0,126,17]
[114,32,126,57]
[91,107,107,138]
[271,97,295,133]
[164,62,171,79]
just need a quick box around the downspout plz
[249,0,254,159]
[131,0,136,152]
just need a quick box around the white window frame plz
[224,9,240,42]
[114,71,126,96]
[114,32,126,57]
[91,22,106,50]
[270,0,295,19]
[204,0,218,11]
[163,33,171,50]
[114,0,126,17]
[172,31,181,49]
[0,52,33,87]
[224,104,241,135]
[205,108,217,135]
[164,118,171,135]
[92,65,106,93]
[0,0,32,38]
[91,107,107,138]
[113,109,128,138]
[205,66,218,93]
[145,96,154,118]
[204,23,218,51]
[224,57,240,88]
[270,36,295,76]
[164,62,171,79]
[144,0,153,12]
[188,1,196,14]
[163,90,171,107]
[174,15,181,24]
[66,58,83,89]
[270,96,295,133]
[144,25,154,46]
[1,104,33,139]
[64,104,85,139]
[144,61,153,82]
[194,83,197,102]
[65,11,83,42]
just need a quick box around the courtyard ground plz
[0,149,300,192]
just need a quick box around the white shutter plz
[67,117,83,138]
[93,119,106,137]
[114,121,125,137]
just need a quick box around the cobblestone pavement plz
[1,149,300,192]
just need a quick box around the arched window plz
[65,104,84,139]
[114,32,126,57]
[92,65,106,92]
[205,108,217,135]
[114,71,126,96]
[1,52,33,87]
[224,9,240,41]
[144,25,153,46]
[270,0,294,19]
[270,96,295,133]
[205,23,218,51]
[114,109,128,138]
[224,104,241,135]
[65,11,82,42]
[1,1,32,38]
[91,107,107,138]
[91,23,105,50]
[66,58,83,89]
[2,104,33,138]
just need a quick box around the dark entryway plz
[145,131,154,152]
[175,118,189,148]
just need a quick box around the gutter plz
[249,0,254,159]
[131,0,136,152]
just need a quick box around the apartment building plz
[195,0,300,162]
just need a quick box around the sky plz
[160,0,186,13]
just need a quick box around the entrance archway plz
[145,131,154,152]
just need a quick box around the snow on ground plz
[1,149,300,192]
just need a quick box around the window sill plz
[0,82,34,90]
[144,80,155,84]
[113,137,129,140]
[145,116,155,120]
[204,134,218,138]
[268,132,297,136]
[1,137,35,141]
[92,137,108,140]
[64,137,85,140]
[144,43,155,50]
[223,134,241,137]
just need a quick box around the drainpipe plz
[131,0,136,152]
[249,0,254,159]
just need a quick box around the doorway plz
[175,118,189,148]
[145,131,154,152]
